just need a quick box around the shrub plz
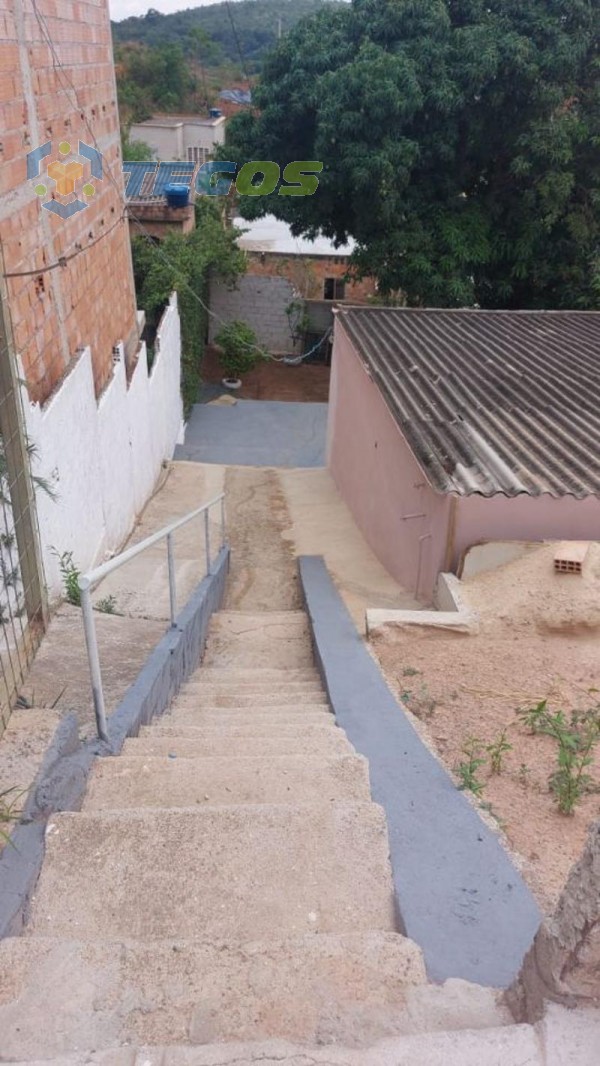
[214,320,266,379]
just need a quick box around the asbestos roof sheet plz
[123,161,196,202]
[234,215,355,257]
[337,307,600,498]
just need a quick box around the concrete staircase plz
[0,609,582,1063]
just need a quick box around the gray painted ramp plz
[175,400,327,467]
[299,555,541,987]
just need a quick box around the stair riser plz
[177,696,329,710]
[122,735,354,757]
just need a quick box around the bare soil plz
[201,345,330,402]
[372,543,600,913]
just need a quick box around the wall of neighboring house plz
[328,322,600,601]
[453,493,600,574]
[208,274,301,354]
[1,0,139,404]
[182,119,225,162]
[129,123,183,160]
[245,252,376,303]
[0,0,183,602]
[24,295,183,600]
[327,324,452,601]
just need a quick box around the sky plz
[109,0,220,22]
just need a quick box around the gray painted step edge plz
[298,555,541,988]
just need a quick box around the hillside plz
[112,0,342,71]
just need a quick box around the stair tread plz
[0,932,443,1058]
[121,733,354,757]
[27,804,396,942]
[83,753,370,809]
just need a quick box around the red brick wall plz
[0,0,138,404]
[244,252,376,304]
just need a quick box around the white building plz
[129,113,227,164]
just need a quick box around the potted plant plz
[214,320,266,389]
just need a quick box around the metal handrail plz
[78,492,226,742]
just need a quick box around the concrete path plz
[174,399,327,467]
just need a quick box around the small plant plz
[0,786,24,846]
[402,666,420,678]
[479,800,508,832]
[53,549,81,606]
[401,682,437,718]
[285,299,310,347]
[214,320,266,381]
[517,700,600,815]
[95,595,117,615]
[456,737,486,796]
[487,729,513,775]
[518,763,532,789]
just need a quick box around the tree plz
[121,132,154,160]
[224,0,600,308]
[131,199,246,411]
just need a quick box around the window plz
[187,146,209,165]
[323,277,345,301]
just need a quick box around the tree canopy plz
[225,0,600,308]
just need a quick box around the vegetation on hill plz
[225,0,600,310]
[112,0,339,70]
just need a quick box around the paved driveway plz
[174,400,328,468]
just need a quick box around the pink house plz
[327,307,600,602]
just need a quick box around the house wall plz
[0,0,139,405]
[327,324,452,601]
[129,123,182,160]
[453,493,600,573]
[245,252,376,303]
[208,274,301,354]
[23,294,183,601]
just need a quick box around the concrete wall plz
[129,123,182,160]
[453,493,600,572]
[1,0,139,404]
[327,325,451,601]
[209,274,301,355]
[23,295,184,601]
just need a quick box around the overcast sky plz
[109,0,219,21]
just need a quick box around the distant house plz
[209,215,376,357]
[128,112,226,164]
[123,160,197,239]
[327,307,600,600]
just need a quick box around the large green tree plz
[225,0,600,308]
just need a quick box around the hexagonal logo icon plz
[27,139,103,218]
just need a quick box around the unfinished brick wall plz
[0,0,138,404]
[507,820,600,1021]
[244,252,376,304]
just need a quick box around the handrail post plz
[78,576,108,743]
[220,495,226,548]
[204,508,211,575]
[166,532,177,626]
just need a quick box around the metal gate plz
[0,261,48,737]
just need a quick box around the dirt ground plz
[201,345,330,402]
[372,543,600,913]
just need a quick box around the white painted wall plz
[22,294,184,602]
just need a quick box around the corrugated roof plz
[123,161,196,202]
[337,307,600,498]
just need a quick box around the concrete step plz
[176,691,328,708]
[122,731,355,758]
[0,1026,546,1066]
[0,931,446,1058]
[196,668,321,682]
[164,710,332,729]
[203,612,314,669]
[26,804,396,941]
[180,681,325,696]
[83,754,371,809]
[145,719,341,737]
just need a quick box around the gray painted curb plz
[0,547,229,939]
[299,554,542,988]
